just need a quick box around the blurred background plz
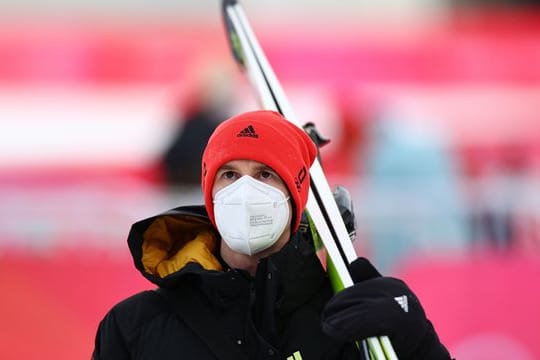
[1,0,539,358]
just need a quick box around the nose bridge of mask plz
[215,175,288,205]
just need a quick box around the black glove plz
[321,257,452,360]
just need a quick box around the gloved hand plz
[321,257,452,360]
[298,185,356,241]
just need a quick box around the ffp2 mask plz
[213,175,290,255]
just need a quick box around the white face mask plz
[213,175,290,256]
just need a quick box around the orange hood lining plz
[142,215,223,278]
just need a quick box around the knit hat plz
[201,110,317,232]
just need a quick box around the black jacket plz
[93,205,359,360]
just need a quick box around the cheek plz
[212,182,223,198]
[287,201,293,223]
[276,182,290,197]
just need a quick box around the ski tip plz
[221,0,246,70]
[222,0,238,8]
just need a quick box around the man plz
[93,110,451,359]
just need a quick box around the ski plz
[220,1,397,359]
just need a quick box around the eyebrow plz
[217,163,276,172]
[218,164,236,171]
[254,164,275,172]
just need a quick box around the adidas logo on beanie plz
[237,125,259,138]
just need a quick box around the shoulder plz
[108,290,167,327]
[94,290,169,358]
[97,290,170,340]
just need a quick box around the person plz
[359,113,469,273]
[161,62,236,187]
[92,110,452,359]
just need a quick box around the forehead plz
[217,159,274,173]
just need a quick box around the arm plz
[321,258,452,360]
[92,308,131,360]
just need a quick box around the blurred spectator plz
[469,142,540,252]
[290,90,368,185]
[161,64,236,187]
[322,95,368,181]
[356,111,469,273]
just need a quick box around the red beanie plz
[201,110,317,232]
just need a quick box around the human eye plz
[260,170,273,180]
[258,168,281,183]
[222,170,237,180]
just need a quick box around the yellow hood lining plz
[141,215,223,278]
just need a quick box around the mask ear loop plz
[289,197,298,235]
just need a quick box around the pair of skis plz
[220,1,397,359]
